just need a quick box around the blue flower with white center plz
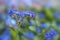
[54,12,60,20]
[24,11,35,18]
[38,13,46,19]
[36,27,41,33]
[24,32,35,39]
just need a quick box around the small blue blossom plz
[47,38,53,40]
[45,32,51,38]
[38,13,46,19]
[24,11,35,18]
[54,12,60,20]
[24,32,35,39]
[36,27,41,33]
[19,12,25,18]
[8,10,15,16]
[49,29,57,36]
[45,29,57,39]
[40,23,47,28]
[1,30,11,40]
[8,9,20,16]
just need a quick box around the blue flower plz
[19,12,25,18]
[49,29,57,36]
[8,10,14,16]
[24,11,35,18]
[38,13,46,19]
[8,9,20,16]
[40,23,47,28]
[36,27,41,33]
[45,32,51,38]
[45,29,57,39]
[47,38,53,40]
[25,32,35,39]
[54,12,60,20]
[1,30,11,40]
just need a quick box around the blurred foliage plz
[13,8,60,40]
[2,7,60,40]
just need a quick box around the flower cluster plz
[8,9,60,40]
[45,29,58,40]
[0,9,60,40]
